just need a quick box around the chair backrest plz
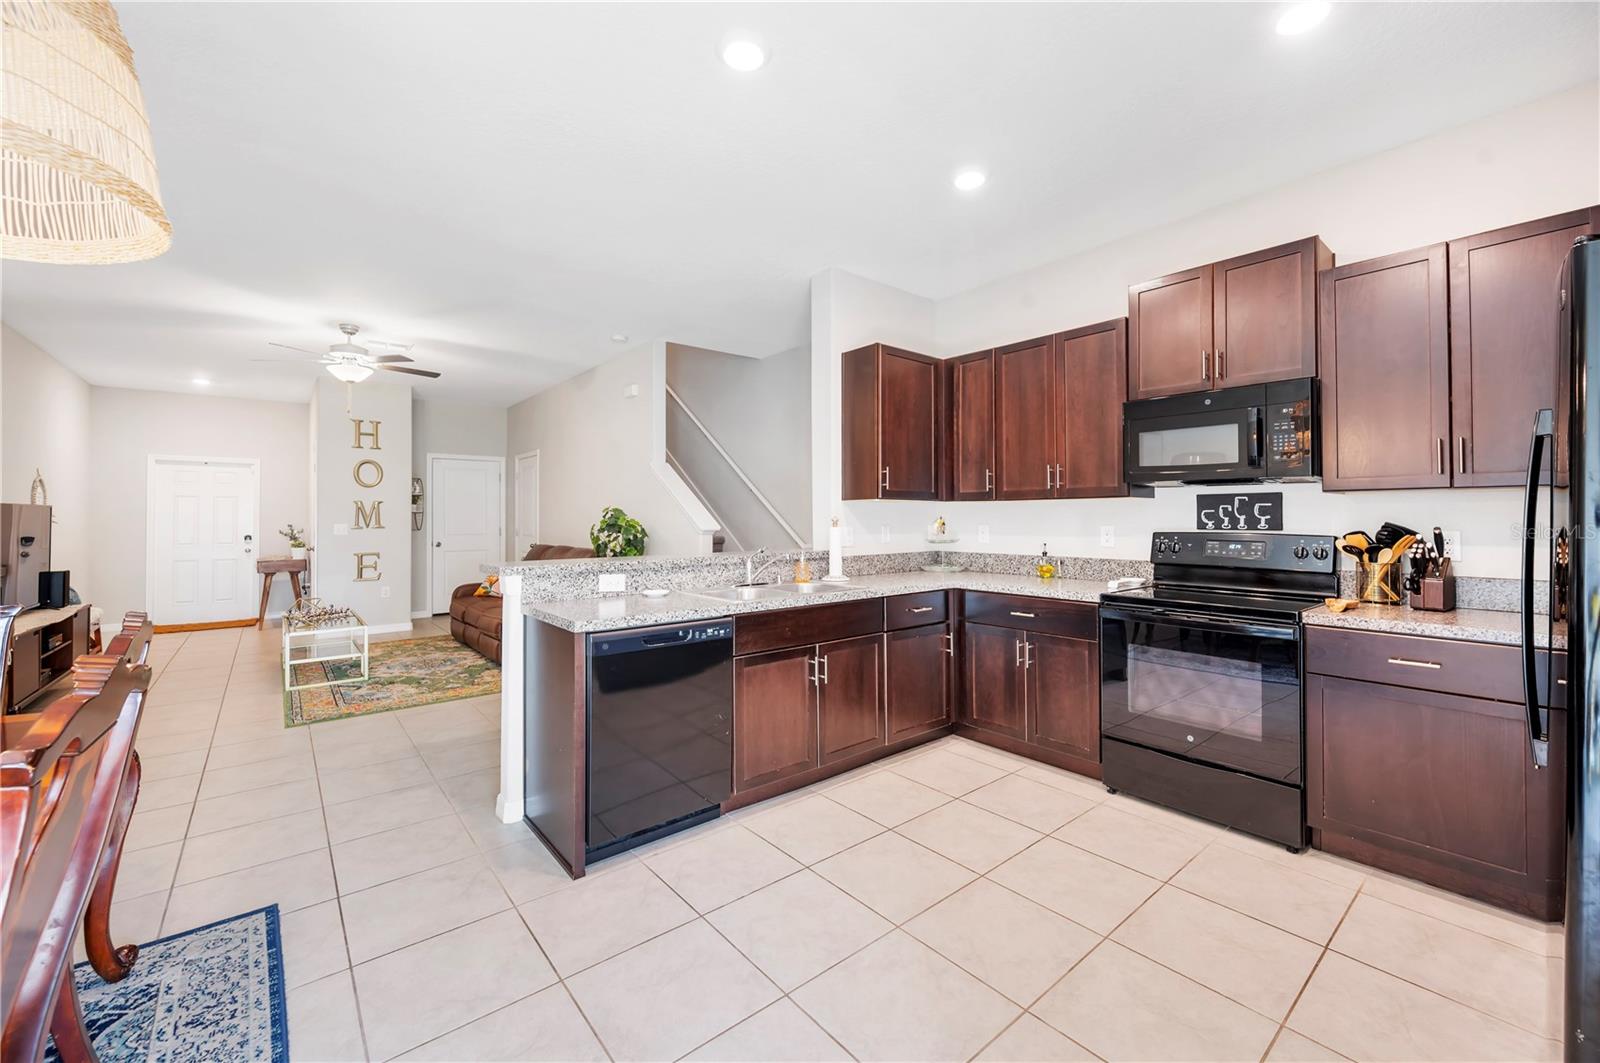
[0,604,18,715]
[0,646,151,1061]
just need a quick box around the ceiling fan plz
[260,323,441,382]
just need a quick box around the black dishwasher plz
[585,619,733,863]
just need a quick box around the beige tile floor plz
[109,623,1567,1062]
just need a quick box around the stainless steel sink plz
[681,582,825,603]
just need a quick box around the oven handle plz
[1099,605,1300,642]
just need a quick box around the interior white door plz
[150,459,258,625]
[514,451,539,557]
[431,456,503,614]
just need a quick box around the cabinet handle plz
[1015,638,1023,667]
[909,606,934,614]
[1458,436,1468,473]
[1009,610,1036,618]
[1216,349,1225,380]
[1023,640,1034,669]
[984,468,993,491]
[881,466,890,491]
[820,654,829,685]
[1045,463,1054,490]
[1201,349,1210,382]
[1386,657,1441,670]
[808,656,819,685]
[1055,463,1063,491]
[1436,438,1445,476]
[942,631,954,656]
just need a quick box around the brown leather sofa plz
[449,543,595,663]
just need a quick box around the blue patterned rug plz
[46,905,288,1062]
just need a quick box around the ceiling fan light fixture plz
[327,362,373,383]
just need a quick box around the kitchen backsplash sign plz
[1197,492,1283,531]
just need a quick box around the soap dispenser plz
[1036,543,1055,580]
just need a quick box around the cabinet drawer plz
[884,591,947,632]
[963,592,1096,640]
[734,599,882,656]
[1305,627,1565,706]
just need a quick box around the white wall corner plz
[496,568,526,824]
[649,339,720,554]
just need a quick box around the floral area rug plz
[46,905,287,1063]
[284,634,500,726]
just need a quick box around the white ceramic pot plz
[290,546,307,560]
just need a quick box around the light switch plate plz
[333,523,349,536]
[879,525,891,544]
[380,586,391,599]
[597,573,627,594]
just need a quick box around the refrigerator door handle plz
[1521,407,1554,769]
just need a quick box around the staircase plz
[665,385,805,552]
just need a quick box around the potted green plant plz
[280,524,309,561]
[590,507,647,557]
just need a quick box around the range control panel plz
[1150,531,1336,573]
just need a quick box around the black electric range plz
[1099,530,1337,849]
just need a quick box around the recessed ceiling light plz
[722,39,766,72]
[611,333,629,343]
[953,169,987,192]
[191,377,210,386]
[1276,1,1331,36]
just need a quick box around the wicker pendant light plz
[1,0,171,263]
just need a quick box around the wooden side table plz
[256,557,308,628]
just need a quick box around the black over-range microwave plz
[1123,378,1318,486]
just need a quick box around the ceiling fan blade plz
[368,353,414,363]
[267,341,324,356]
[379,365,441,379]
[251,355,328,364]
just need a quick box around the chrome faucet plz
[741,549,787,587]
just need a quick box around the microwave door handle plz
[1248,407,1263,468]
[1520,407,1553,768]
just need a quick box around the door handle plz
[1023,640,1033,669]
[942,631,954,656]
[984,468,993,492]
[820,654,829,685]
[909,606,934,614]
[881,466,890,492]
[1386,657,1441,669]
[1201,349,1210,382]
[1458,436,1468,474]
[808,656,819,686]
[1044,464,1053,490]
[1216,349,1225,380]
[1055,464,1063,491]
[1015,638,1023,667]
[1009,610,1036,618]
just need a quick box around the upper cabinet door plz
[1212,237,1330,388]
[993,336,1058,499]
[949,350,995,500]
[1449,208,1599,488]
[1319,244,1452,491]
[1055,318,1128,499]
[840,344,942,500]
[1128,265,1213,400]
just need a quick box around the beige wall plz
[89,386,311,624]
[816,83,1600,578]
[412,397,508,613]
[506,344,705,557]
[1,324,96,597]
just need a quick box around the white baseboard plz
[411,609,432,620]
[368,621,415,635]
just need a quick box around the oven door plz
[1124,405,1264,485]
[1100,605,1302,784]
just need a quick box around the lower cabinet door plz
[733,646,818,791]
[885,623,952,743]
[817,634,885,765]
[1306,673,1565,913]
[962,622,1026,740]
[1027,632,1100,762]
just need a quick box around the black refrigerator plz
[1525,232,1599,1060]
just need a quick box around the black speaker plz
[38,570,68,609]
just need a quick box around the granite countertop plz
[1303,603,1567,649]
[524,571,1108,633]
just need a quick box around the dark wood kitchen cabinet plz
[962,622,1028,739]
[1027,632,1099,762]
[948,350,995,500]
[841,343,943,500]
[733,646,819,792]
[1449,207,1599,487]
[1055,319,1129,498]
[816,633,885,765]
[993,336,1057,500]
[1306,628,1567,919]
[1318,244,1452,491]
[1129,237,1329,400]
[885,622,953,743]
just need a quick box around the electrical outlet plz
[977,524,991,545]
[1100,525,1116,547]
[597,573,627,594]
[879,524,891,544]
[1439,530,1461,560]
[380,585,391,599]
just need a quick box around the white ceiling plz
[2,2,1595,405]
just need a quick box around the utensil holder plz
[1357,560,1403,604]
[1408,575,1455,612]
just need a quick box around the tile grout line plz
[1261,876,1367,1061]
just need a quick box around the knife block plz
[1356,560,1403,605]
[1408,574,1456,612]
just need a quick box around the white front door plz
[149,458,259,625]
[514,451,539,558]
[430,455,503,614]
